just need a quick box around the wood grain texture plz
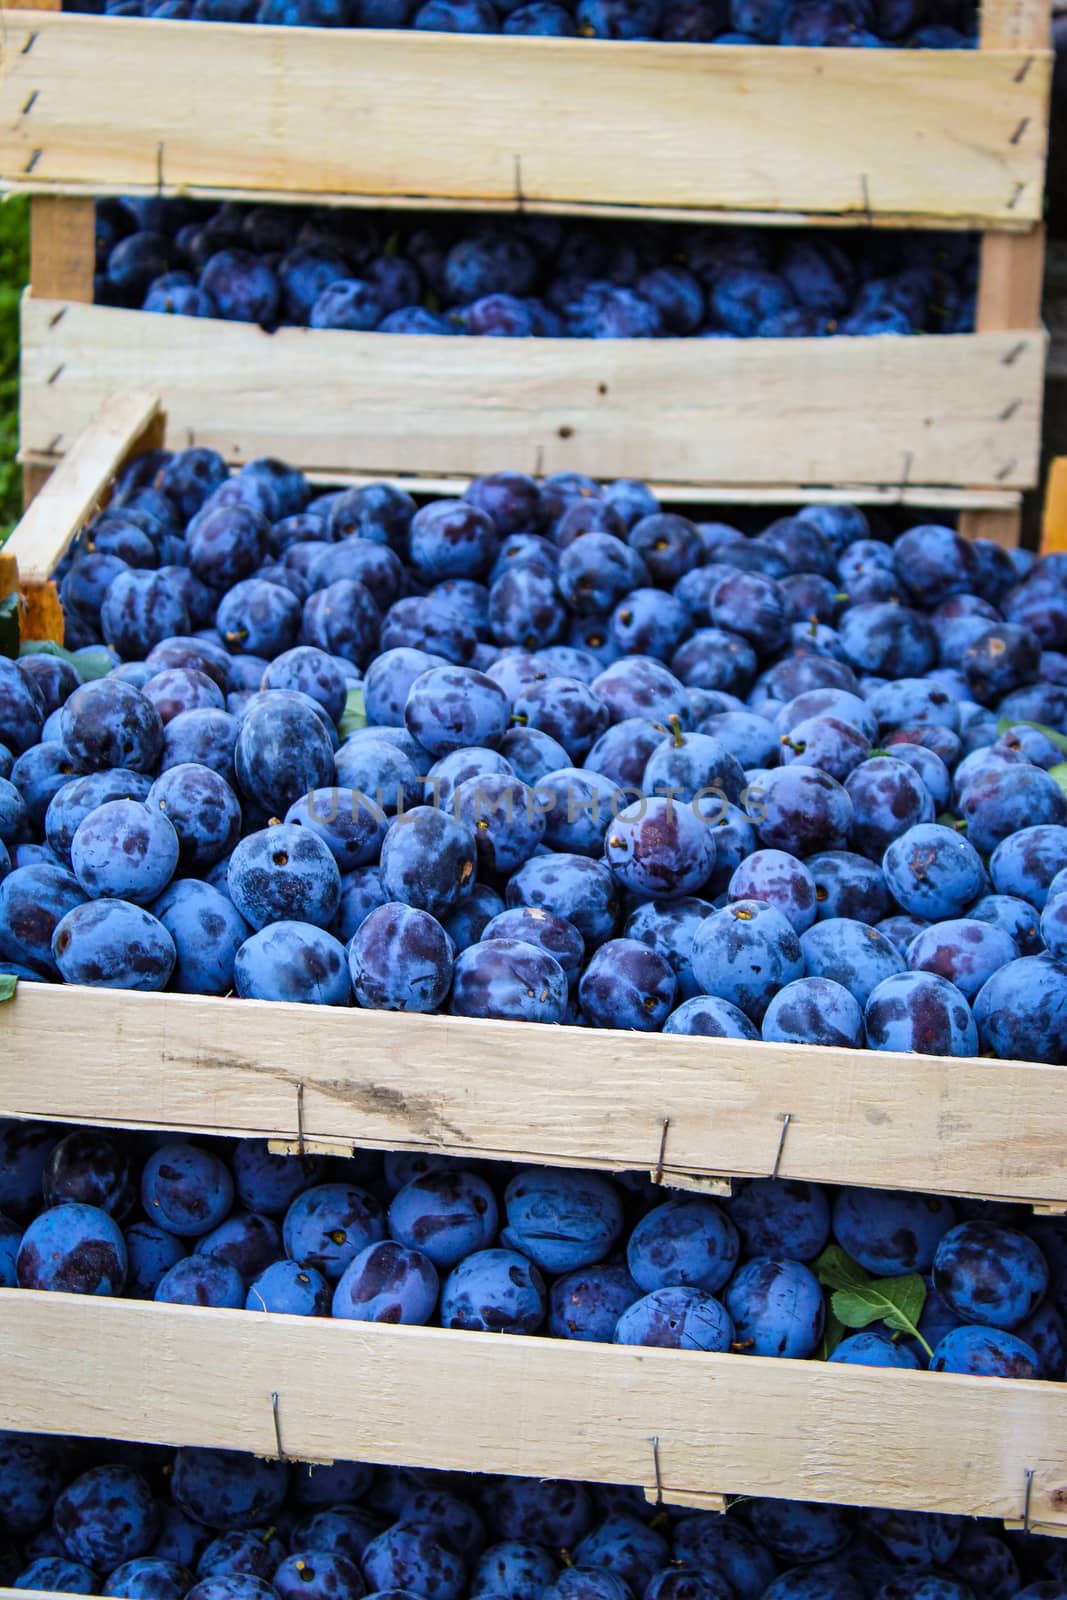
[4,389,161,584]
[0,12,1050,227]
[28,197,94,303]
[976,225,1048,333]
[1042,455,1067,551]
[982,0,1049,49]
[20,461,51,511]
[3,984,1067,1205]
[956,505,1024,544]
[0,1291,1064,1525]
[12,457,1026,513]
[18,297,1047,492]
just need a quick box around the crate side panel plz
[0,1293,1065,1525]
[0,14,1049,225]
[2,986,1067,1204]
[19,298,1046,490]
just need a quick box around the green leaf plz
[0,593,18,659]
[0,974,17,1003]
[19,639,112,681]
[996,716,1067,756]
[338,686,367,739]
[1050,764,1067,799]
[818,1302,847,1362]
[813,1242,870,1294]
[831,1272,932,1359]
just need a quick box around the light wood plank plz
[18,298,1047,492]
[21,460,51,511]
[1042,456,1067,551]
[4,389,161,585]
[3,984,1067,1206]
[0,1291,1064,1526]
[0,13,1050,227]
[977,227,1047,331]
[15,457,1023,513]
[982,0,1049,50]
[28,196,94,303]
[956,506,1023,545]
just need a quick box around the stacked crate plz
[0,0,1064,1563]
[0,0,1053,538]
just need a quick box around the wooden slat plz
[976,227,1048,331]
[982,0,1049,50]
[1043,456,1067,551]
[0,1291,1064,1527]
[4,389,161,585]
[18,298,1047,493]
[16,457,1023,514]
[21,461,52,512]
[956,506,1024,545]
[28,197,94,304]
[3,984,1067,1206]
[966,0,1049,557]
[0,13,1050,228]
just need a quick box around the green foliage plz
[19,639,112,679]
[339,686,368,739]
[813,1243,932,1360]
[0,196,29,542]
[0,594,19,659]
[996,716,1067,756]
[0,975,17,1003]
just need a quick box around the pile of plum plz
[1,1434,1063,1600]
[64,0,977,46]
[2,452,1067,1067]
[95,200,978,340]
[3,1121,1067,1384]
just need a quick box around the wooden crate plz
[17,296,1046,506]
[4,396,1067,1538]
[3,0,1054,538]
[3,392,1067,1217]
[0,8,1050,228]
[3,982,1067,1209]
[0,1290,1065,1532]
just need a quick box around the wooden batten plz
[0,11,1049,228]
[18,298,1046,496]
[2,984,1067,1208]
[0,1290,1064,1530]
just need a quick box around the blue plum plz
[141,1144,234,1237]
[833,1187,956,1276]
[578,937,676,1030]
[348,903,453,1012]
[245,1259,331,1316]
[761,976,864,1047]
[52,899,176,989]
[332,1240,439,1324]
[155,1255,246,1307]
[933,1220,1048,1329]
[627,1197,738,1294]
[71,798,180,904]
[501,1167,623,1274]
[864,972,978,1057]
[282,1183,385,1280]
[439,1247,546,1333]
[929,1324,1039,1378]
[690,900,803,1022]
[54,1466,157,1569]
[16,1202,127,1294]
[724,1256,825,1358]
